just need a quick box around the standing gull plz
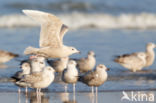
[16,66,55,97]
[62,60,78,101]
[114,52,146,72]
[0,50,18,64]
[12,61,31,96]
[114,43,155,72]
[74,51,96,73]
[78,64,109,94]
[22,10,80,58]
[12,62,31,81]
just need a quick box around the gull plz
[114,43,155,72]
[0,50,18,64]
[12,62,31,81]
[16,66,55,98]
[62,60,78,101]
[47,57,69,88]
[22,10,80,58]
[47,57,69,73]
[114,52,146,72]
[30,56,46,73]
[78,64,109,94]
[11,61,31,95]
[74,51,96,73]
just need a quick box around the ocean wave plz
[1,12,156,29]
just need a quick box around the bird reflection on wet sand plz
[59,92,77,103]
[19,91,49,103]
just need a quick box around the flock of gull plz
[0,9,155,102]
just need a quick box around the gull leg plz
[64,84,68,92]
[25,87,28,97]
[36,88,39,103]
[91,86,94,94]
[95,87,98,103]
[39,89,41,103]
[18,88,21,103]
[25,87,28,94]
[25,88,28,103]
[73,84,76,102]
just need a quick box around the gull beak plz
[106,68,110,71]
[52,69,56,73]
[77,51,81,54]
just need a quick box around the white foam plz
[1,12,156,29]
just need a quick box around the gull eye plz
[72,48,74,50]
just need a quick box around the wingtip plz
[22,9,32,14]
[22,9,47,15]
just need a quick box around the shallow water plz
[0,28,156,91]
[0,28,156,102]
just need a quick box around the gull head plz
[88,51,96,57]
[68,46,80,54]
[147,43,156,50]
[68,60,77,66]
[20,62,31,74]
[96,64,109,71]
[21,62,30,70]
[67,60,77,69]
[32,57,46,69]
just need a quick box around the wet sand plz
[0,90,155,103]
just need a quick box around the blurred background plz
[1,0,156,29]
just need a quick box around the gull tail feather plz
[77,76,82,81]
[16,81,31,87]
[24,46,39,55]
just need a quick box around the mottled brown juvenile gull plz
[114,52,147,72]
[78,64,109,94]
[114,43,155,72]
[47,57,69,73]
[16,66,55,96]
[62,60,78,101]
[0,50,18,64]
[74,51,96,73]
[22,10,80,58]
